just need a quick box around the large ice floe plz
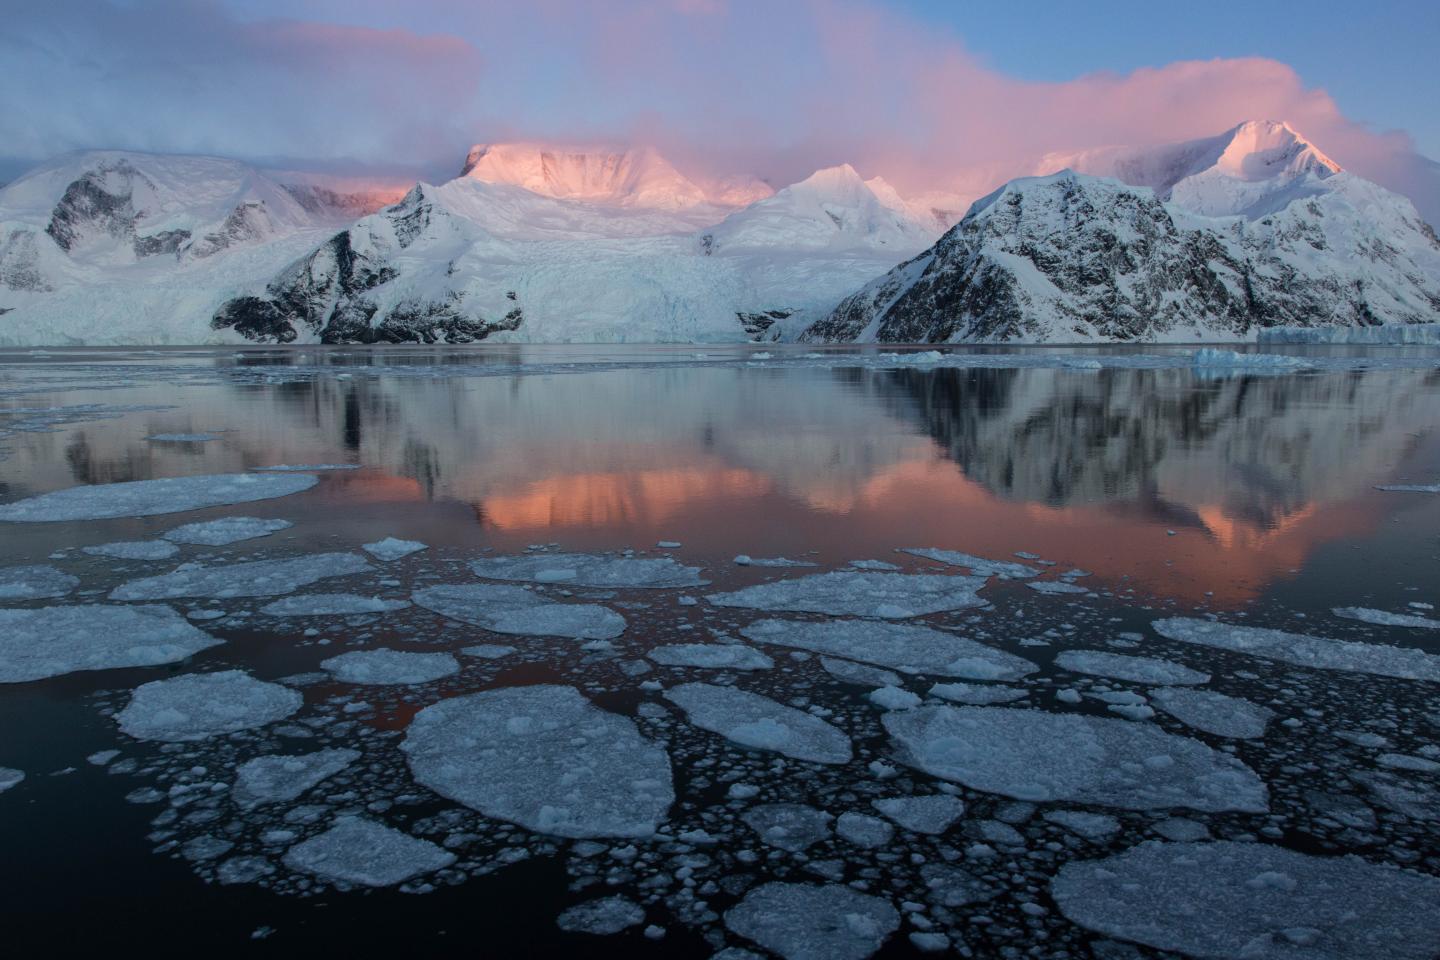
[0,564,79,601]
[110,553,371,601]
[1149,687,1276,739]
[663,682,853,764]
[232,749,360,806]
[709,571,987,618]
[282,817,455,887]
[469,553,707,588]
[884,706,1268,811]
[1333,606,1440,629]
[1053,649,1209,685]
[724,882,900,960]
[162,517,293,545]
[1051,840,1440,960]
[740,619,1035,680]
[0,474,316,522]
[320,649,459,685]
[1152,617,1440,680]
[259,594,410,617]
[117,670,302,741]
[900,548,1039,579]
[411,583,626,639]
[402,685,673,839]
[648,644,774,670]
[0,604,222,682]
[81,540,180,561]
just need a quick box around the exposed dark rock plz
[133,229,191,258]
[737,309,791,339]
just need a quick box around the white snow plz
[162,516,293,545]
[320,649,459,685]
[1149,687,1275,739]
[1152,617,1440,680]
[232,749,360,806]
[664,682,852,764]
[871,795,965,834]
[0,767,25,794]
[556,896,647,935]
[741,619,1036,681]
[0,474,316,522]
[900,548,1039,579]
[469,553,707,588]
[710,571,988,618]
[81,540,180,561]
[411,583,626,639]
[110,552,371,600]
[361,537,428,561]
[402,685,673,838]
[928,682,1028,705]
[1054,650,1209,686]
[647,644,774,671]
[1333,606,1440,629]
[884,705,1268,812]
[282,816,455,887]
[0,604,222,682]
[0,564,79,600]
[117,670,302,741]
[724,882,900,960]
[868,686,922,710]
[259,594,410,617]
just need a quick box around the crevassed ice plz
[320,649,459,685]
[884,705,1268,812]
[110,553,371,601]
[1149,687,1276,739]
[725,882,900,960]
[0,564,79,601]
[163,517,293,546]
[1054,649,1209,686]
[900,548,1039,579]
[282,817,455,887]
[470,553,708,588]
[0,604,223,683]
[362,537,428,561]
[402,685,673,839]
[81,540,180,561]
[1152,617,1440,681]
[711,571,988,619]
[260,594,411,617]
[0,767,24,794]
[233,748,360,806]
[648,644,774,671]
[117,670,302,741]
[556,896,646,935]
[663,682,852,764]
[1052,840,1440,960]
[741,619,1035,681]
[871,795,965,834]
[1333,606,1440,630]
[928,682,1028,705]
[0,474,316,522]
[412,583,625,640]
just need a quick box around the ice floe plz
[836,812,894,849]
[743,804,833,851]
[711,571,988,619]
[1149,687,1275,739]
[232,749,360,806]
[884,705,1268,812]
[725,882,900,960]
[928,682,1028,705]
[871,795,965,834]
[1041,810,1119,840]
[647,644,774,671]
[1051,840,1440,960]
[282,817,455,887]
[81,541,180,561]
[110,553,371,601]
[556,896,646,935]
[0,474,316,522]
[1333,606,1440,629]
[663,682,852,764]
[0,767,24,794]
[411,583,625,640]
[733,555,817,568]
[1025,581,1092,595]
[1375,482,1440,493]
[402,685,673,839]
[361,537,428,561]
[1191,348,1311,370]
[1152,617,1440,680]
[741,619,1035,681]
[117,670,302,741]
[253,464,359,472]
[0,604,222,682]
[320,649,459,685]
[0,564,79,601]
[460,643,517,659]
[470,553,707,588]
[259,594,410,617]
[146,433,220,443]
[900,548,1039,579]
[1054,650,1209,686]
[820,657,901,687]
[162,517,293,546]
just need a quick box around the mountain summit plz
[459,143,713,210]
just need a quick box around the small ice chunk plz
[1149,687,1275,739]
[1153,617,1440,680]
[0,564,80,601]
[81,541,180,561]
[820,657,901,687]
[233,749,360,806]
[742,619,1035,680]
[117,671,302,741]
[929,682,1027,705]
[900,548,1039,579]
[664,682,851,764]
[1042,810,1120,840]
[1333,607,1440,630]
[320,649,459,685]
[260,594,410,617]
[556,896,646,935]
[163,517,293,546]
[1026,581,1091,595]
[362,537,428,561]
[743,804,834,851]
[0,474,316,522]
[872,795,965,834]
[412,583,625,640]
[470,553,707,588]
[460,644,517,660]
[0,767,24,794]
[283,817,454,887]
[0,605,222,683]
[734,555,817,568]
[711,571,987,618]
[656,541,682,549]
[725,882,900,960]
[648,644,774,671]
[836,812,895,849]
[1055,650,1209,686]
[111,553,371,601]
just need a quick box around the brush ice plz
[110,552,371,600]
[0,474,316,522]
[884,705,1268,812]
[470,553,707,588]
[0,604,222,682]
[1152,617,1440,680]
[1051,840,1440,960]
[900,548,1039,579]
[663,682,851,764]
[402,685,673,839]
[282,817,455,887]
[725,882,900,960]
[556,896,647,935]
[743,804,833,852]
[162,516,294,545]
[260,594,410,617]
[741,619,1035,681]
[1054,650,1209,686]
[361,537,428,561]
[1149,687,1275,739]
[233,749,360,806]
[0,564,79,601]
[117,670,302,741]
[647,644,773,671]
[81,541,180,561]
[320,649,459,685]
[928,682,1028,705]
[1333,606,1440,630]
[0,767,25,794]
[412,583,626,640]
[871,795,965,834]
[710,571,987,618]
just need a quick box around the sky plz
[3,0,1437,218]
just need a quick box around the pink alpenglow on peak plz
[459,143,713,210]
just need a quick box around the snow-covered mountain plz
[804,123,1440,343]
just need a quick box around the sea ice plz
[663,683,852,764]
[282,817,455,887]
[900,548,1039,579]
[1375,483,1440,493]
[1026,581,1092,595]
[0,604,222,683]
[711,571,988,618]
[117,670,302,741]
[81,541,180,561]
[163,517,293,545]
[647,644,774,671]
[1054,650,1209,686]
[556,896,646,935]
[1149,687,1275,739]
[1051,840,1440,960]
[742,804,833,851]
[253,464,359,472]
[1041,810,1120,840]
[362,537,428,561]
[871,795,965,834]
[733,555,816,568]
[1152,617,1440,680]
[110,553,371,600]
[412,583,626,639]
[0,474,316,522]
[1333,606,1440,629]
[1191,348,1311,369]
[820,657,901,687]
[848,560,899,571]
[836,812,894,849]
[869,686,922,710]
[260,594,411,617]
[402,685,673,839]
[0,767,24,794]
[0,564,79,601]
[320,649,459,685]
[233,749,361,806]
[928,682,1028,705]
[146,433,220,442]
[460,644,517,660]
[725,883,900,960]
[470,553,707,588]
[884,705,1268,812]
[741,619,1036,681]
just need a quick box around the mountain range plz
[2,123,1437,345]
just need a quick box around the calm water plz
[1,345,1438,955]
